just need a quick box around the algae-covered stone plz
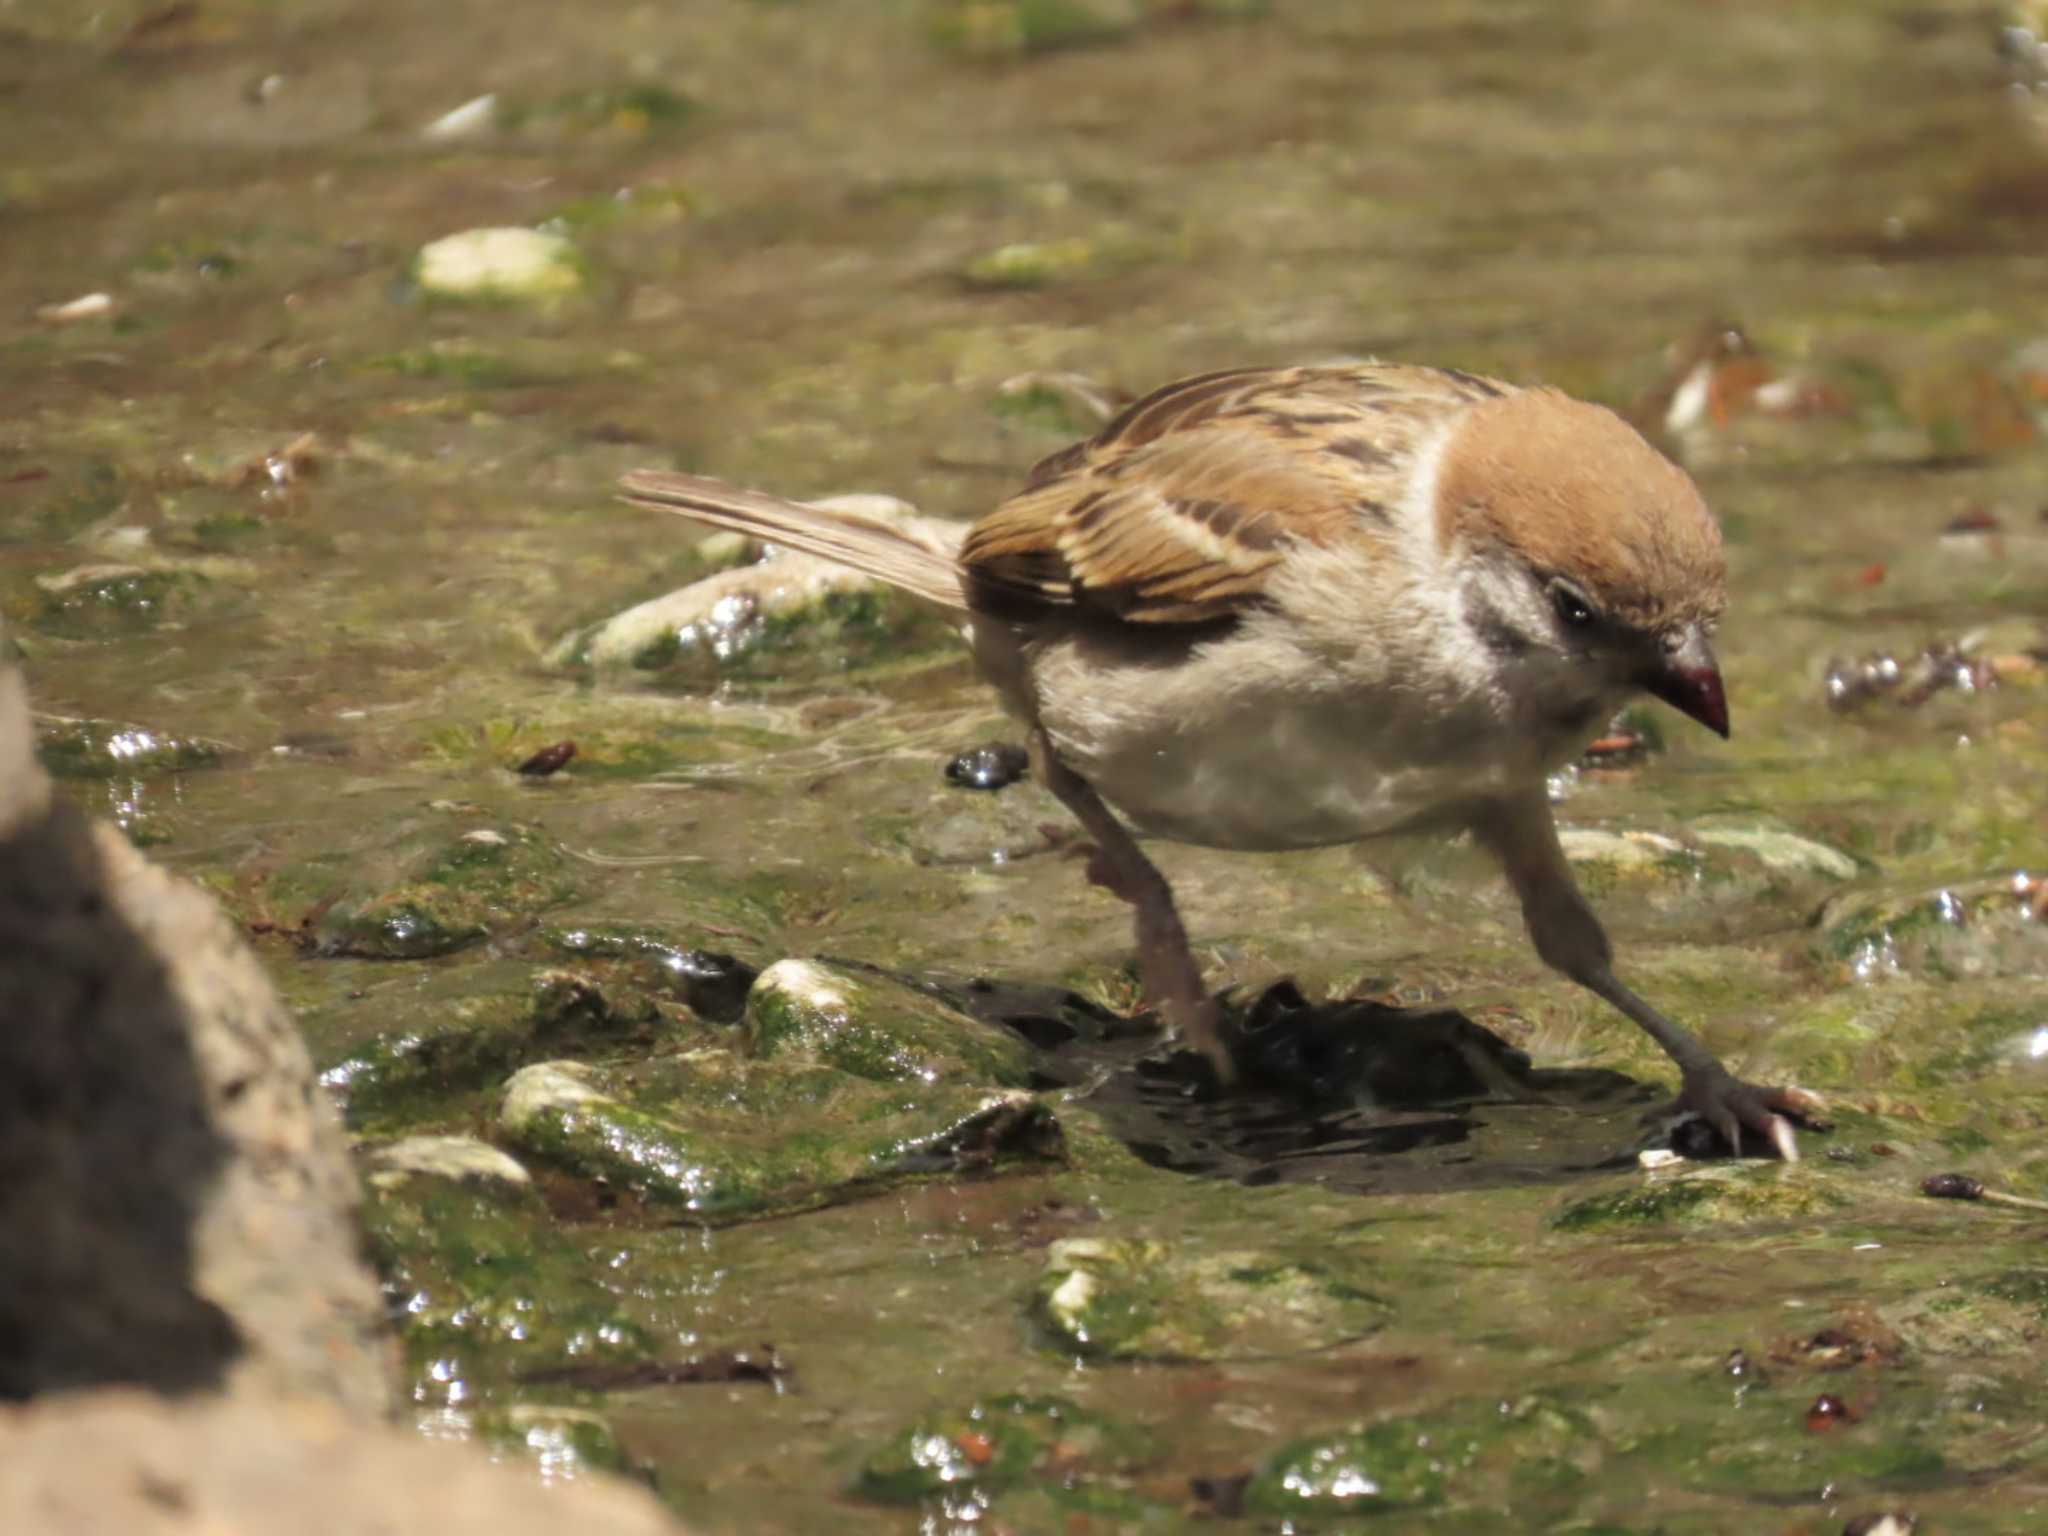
[1244,1419,1465,1518]
[320,968,659,1133]
[853,1394,1149,1504]
[29,563,221,637]
[361,1160,653,1401]
[414,226,583,303]
[315,823,574,959]
[1034,1237,1390,1361]
[746,957,1034,1085]
[34,716,228,778]
[544,922,758,1022]
[1551,1163,1853,1232]
[500,1059,1059,1222]
[1817,874,2048,982]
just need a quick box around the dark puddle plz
[895,968,1665,1198]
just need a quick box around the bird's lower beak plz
[1646,628,1730,739]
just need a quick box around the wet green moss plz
[1034,1237,1390,1361]
[30,568,213,637]
[319,970,668,1134]
[500,1056,1061,1222]
[1551,1167,1852,1232]
[1245,1418,1465,1517]
[745,958,1035,1085]
[854,1394,1152,1504]
[361,1172,654,1401]
[34,718,226,778]
[315,823,576,959]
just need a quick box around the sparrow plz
[621,363,1824,1159]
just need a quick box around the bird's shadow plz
[892,968,1672,1198]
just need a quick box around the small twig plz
[1920,1172,2048,1213]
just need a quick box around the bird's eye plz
[1551,583,1596,629]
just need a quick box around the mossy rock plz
[745,958,1035,1086]
[321,969,668,1134]
[853,1394,1151,1504]
[499,1059,1062,1223]
[314,823,575,959]
[1551,1164,1854,1232]
[360,1163,654,1400]
[28,564,221,637]
[1244,1418,1467,1518]
[1034,1237,1390,1361]
[34,716,228,778]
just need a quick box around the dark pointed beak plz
[1645,627,1730,739]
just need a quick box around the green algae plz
[1034,1236,1391,1361]
[360,1167,654,1402]
[321,968,673,1135]
[744,957,1035,1085]
[853,1393,1155,1507]
[498,1056,1061,1222]
[314,822,576,959]
[34,717,227,777]
[1245,1417,1464,1518]
[28,567,217,637]
[1551,1166,1854,1233]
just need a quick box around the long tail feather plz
[619,470,968,612]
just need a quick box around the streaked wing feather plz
[967,363,1502,625]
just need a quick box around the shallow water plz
[8,1,2048,1529]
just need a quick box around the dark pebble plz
[944,741,1028,790]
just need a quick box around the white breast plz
[1025,614,1552,852]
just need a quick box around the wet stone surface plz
[11,0,2048,1530]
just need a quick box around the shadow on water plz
[908,969,1664,1198]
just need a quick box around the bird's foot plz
[1655,1069,1828,1161]
[1161,992,1239,1091]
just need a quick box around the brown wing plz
[961,363,1509,625]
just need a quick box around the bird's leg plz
[1027,728,1236,1084]
[1472,796,1824,1160]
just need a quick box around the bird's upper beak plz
[1645,627,1730,739]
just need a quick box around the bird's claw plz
[1658,1070,1827,1162]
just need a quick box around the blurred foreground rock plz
[0,1390,680,1536]
[0,652,685,1533]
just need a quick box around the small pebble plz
[944,742,1029,791]
[651,947,756,1023]
[37,292,116,325]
